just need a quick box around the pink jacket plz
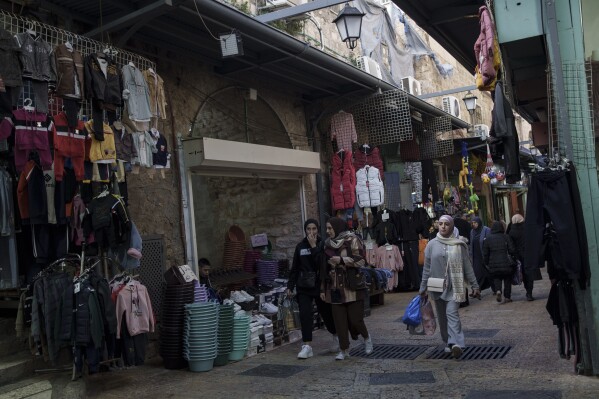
[474,6,496,87]
[115,281,155,338]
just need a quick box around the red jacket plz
[353,145,384,175]
[330,150,356,211]
[474,6,496,87]
[53,112,86,181]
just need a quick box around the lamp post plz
[333,3,365,50]
[462,90,478,132]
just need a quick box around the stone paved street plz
[85,271,599,399]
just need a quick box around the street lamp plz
[462,90,478,115]
[333,3,365,50]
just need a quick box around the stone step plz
[0,353,34,387]
[0,336,27,358]
[0,378,53,399]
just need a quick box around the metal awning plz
[16,0,468,127]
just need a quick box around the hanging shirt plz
[375,244,403,290]
[330,111,357,151]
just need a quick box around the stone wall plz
[124,56,315,270]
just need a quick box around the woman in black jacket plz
[287,219,337,359]
[483,221,517,303]
[508,214,541,301]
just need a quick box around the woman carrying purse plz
[320,217,372,360]
[287,219,338,359]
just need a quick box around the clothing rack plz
[0,11,156,117]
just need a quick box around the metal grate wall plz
[139,235,166,320]
[0,10,156,117]
[548,61,595,167]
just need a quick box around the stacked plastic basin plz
[160,282,195,369]
[228,314,251,361]
[183,302,219,372]
[214,304,234,366]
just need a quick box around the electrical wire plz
[193,0,221,41]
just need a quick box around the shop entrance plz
[191,174,305,268]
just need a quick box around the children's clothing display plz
[374,244,403,291]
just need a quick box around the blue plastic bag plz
[402,295,422,326]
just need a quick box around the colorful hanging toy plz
[459,142,470,189]
[469,183,479,212]
[482,144,494,184]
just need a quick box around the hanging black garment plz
[490,82,521,184]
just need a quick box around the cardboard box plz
[246,346,258,357]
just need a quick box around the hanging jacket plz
[84,53,121,107]
[14,32,56,83]
[0,28,23,87]
[115,281,155,338]
[474,6,497,88]
[353,145,384,173]
[54,44,85,99]
[89,271,118,335]
[84,120,116,163]
[112,124,137,162]
[152,132,168,166]
[330,150,356,211]
[490,82,521,183]
[53,112,86,181]
[11,110,54,172]
[355,165,384,208]
[142,69,167,119]
[121,64,152,123]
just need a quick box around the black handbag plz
[297,271,316,289]
[346,268,366,290]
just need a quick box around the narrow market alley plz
[64,271,599,399]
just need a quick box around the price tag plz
[381,211,389,221]
[365,240,374,250]
[74,282,80,293]
[385,244,393,251]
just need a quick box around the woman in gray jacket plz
[419,215,481,359]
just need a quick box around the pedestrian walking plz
[469,216,494,293]
[419,215,480,359]
[483,221,518,303]
[508,214,541,301]
[287,219,338,359]
[320,217,372,360]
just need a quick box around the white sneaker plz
[257,314,272,325]
[444,346,451,353]
[261,302,278,314]
[230,291,245,303]
[335,350,349,361]
[240,290,254,301]
[297,344,313,359]
[330,335,340,353]
[364,336,373,355]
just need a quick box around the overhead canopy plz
[22,0,468,126]
[392,0,549,123]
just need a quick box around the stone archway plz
[191,86,292,149]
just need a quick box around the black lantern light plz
[333,3,365,50]
[462,90,478,115]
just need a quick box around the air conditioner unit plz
[400,76,422,96]
[356,56,383,79]
[442,95,461,118]
[472,124,490,140]
[258,0,295,11]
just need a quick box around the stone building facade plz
[127,0,531,270]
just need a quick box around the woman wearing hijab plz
[419,215,480,359]
[287,219,338,359]
[469,216,493,292]
[507,214,541,301]
[483,221,518,303]
[320,217,372,360]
